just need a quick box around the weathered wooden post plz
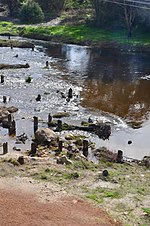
[8,114,12,127]
[57,120,62,131]
[68,88,73,98]
[116,150,123,163]
[58,140,63,154]
[48,114,52,127]
[36,94,41,101]
[17,156,24,165]
[67,145,73,159]
[1,75,4,83]
[3,96,7,103]
[46,61,49,67]
[3,142,8,154]
[33,116,38,133]
[9,120,16,136]
[30,142,37,156]
[82,139,88,157]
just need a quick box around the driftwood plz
[50,121,111,140]
[0,39,35,48]
[0,63,30,70]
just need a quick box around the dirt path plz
[0,188,121,226]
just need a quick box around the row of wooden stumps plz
[33,114,62,133]
[2,112,123,162]
[30,139,89,157]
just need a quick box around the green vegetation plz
[142,208,150,218]
[86,187,123,203]
[20,0,44,24]
[25,76,32,83]
[0,21,149,48]
[8,158,20,166]
[32,167,81,184]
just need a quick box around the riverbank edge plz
[0,21,150,53]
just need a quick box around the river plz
[0,37,150,160]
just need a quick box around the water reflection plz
[81,79,150,123]
[45,44,150,123]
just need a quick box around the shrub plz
[19,0,44,24]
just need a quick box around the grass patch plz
[8,158,20,166]
[32,167,80,183]
[0,21,150,47]
[86,187,124,203]
[142,208,150,218]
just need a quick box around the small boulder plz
[0,107,9,123]
[17,156,24,165]
[57,155,73,165]
[35,128,58,145]
[7,106,18,113]
[142,156,150,168]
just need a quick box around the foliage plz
[0,0,22,16]
[19,0,44,24]
[64,0,91,9]
[35,0,65,15]
[25,76,32,83]
[142,208,150,218]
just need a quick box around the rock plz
[56,155,73,165]
[13,147,21,152]
[17,156,24,165]
[7,106,18,113]
[102,170,109,177]
[128,140,132,145]
[35,128,58,145]
[53,112,70,118]
[89,123,111,140]
[142,156,150,168]
[65,133,75,140]
[0,107,9,123]
[94,147,117,162]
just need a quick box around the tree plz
[20,0,44,23]
[35,0,65,15]
[93,0,122,28]
[0,0,22,16]
[123,0,136,38]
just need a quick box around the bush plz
[19,0,44,24]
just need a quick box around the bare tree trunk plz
[123,0,135,38]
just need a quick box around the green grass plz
[86,187,124,203]
[0,21,150,47]
[142,208,150,218]
[32,167,80,184]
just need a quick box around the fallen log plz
[0,63,30,70]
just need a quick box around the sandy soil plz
[0,179,121,226]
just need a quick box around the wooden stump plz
[31,142,37,156]
[82,139,88,157]
[116,150,123,163]
[3,142,8,154]
[9,120,16,136]
[48,114,52,127]
[1,75,4,83]
[33,116,38,133]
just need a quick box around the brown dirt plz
[0,188,121,226]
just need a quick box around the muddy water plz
[0,37,150,159]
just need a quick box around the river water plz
[0,37,150,159]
